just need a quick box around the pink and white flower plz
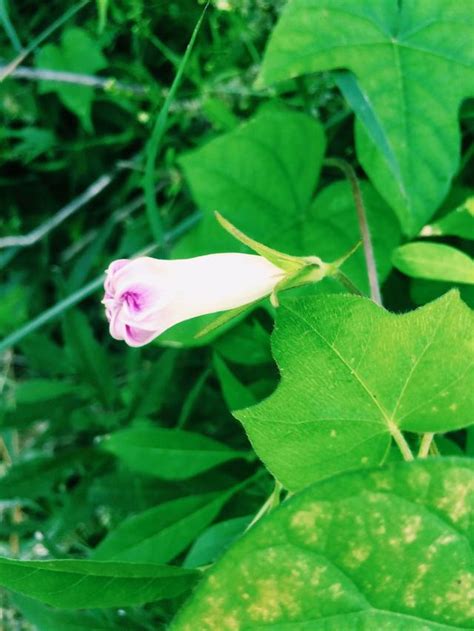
[102,254,285,347]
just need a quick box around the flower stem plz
[418,432,435,458]
[324,158,382,305]
[388,421,414,461]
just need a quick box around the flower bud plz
[102,254,286,347]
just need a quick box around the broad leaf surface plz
[258,0,474,234]
[0,557,198,609]
[393,243,474,284]
[171,458,474,631]
[175,107,399,295]
[102,426,248,480]
[236,291,473,490]
[93,491,233,564]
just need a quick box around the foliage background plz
[0,0,472,629]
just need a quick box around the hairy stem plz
[324,158,382,305]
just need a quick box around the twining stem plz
[388,421,414,461]
[324,158,382,305]
[418,432,435,458]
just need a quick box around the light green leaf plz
[171,458,474,631]
[36,27,107,131]
[236,291,474,491]
[0,557,198,609]
[393,242,474,285]
[174,104,326,259]
[175,105,399,296]
[93,491,234,564]
[257,0,474,234]
[102,426,248,480]
[421,197,474,239]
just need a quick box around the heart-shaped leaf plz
[236,291,473,490]
[171,458,474,631]
[257,0,474,234]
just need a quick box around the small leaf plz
[236,291,473,490]
[0,557,198,609]
[102,426,248,480]
[36,27,107,131]
[393,242,474,284]
[93,491,235,564]
[171,458,474,630]
[183,516,252,568]
[421,197,474,239]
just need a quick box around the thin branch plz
[1,63,149,95]
[0,171,115,249]
[324,158,382,305]
[0,0,90,82]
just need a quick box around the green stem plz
[324,158,382,305]
[144,2,209,247]
[388,422,414,461]
[418,432,435,458]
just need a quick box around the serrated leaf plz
[102,426,248,480]
[258,0,474,234]
[171,458,474,631]
[393,242,474,284]
[0,557,198,609]
[36,27,107,131]
[236,291,474,490]
[92,491,235,564]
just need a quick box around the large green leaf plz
[0,557,198,609]
[236,291,473,491]
[171,458,474,631]
[92,491,234,564]
[257,0,474,234]
[175,106,399,295]
[175,104,326,259]
[102,426,249,480]
[393,242,474,284]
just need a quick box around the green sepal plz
[215,212,308,273]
